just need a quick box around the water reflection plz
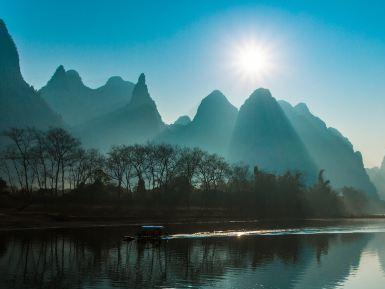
[0,224,381,289]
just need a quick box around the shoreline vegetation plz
[1,127,384,231]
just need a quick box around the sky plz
[1,0,385,167]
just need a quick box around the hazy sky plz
[2,0,385,167]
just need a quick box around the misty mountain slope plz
[0,19,63,133]
[159,115,191,136]
[367,156,385,200]
[280,100,377,197]
[157,90,238,156]
[74,73,165,151]
[173,115,191,126]
[229,88,318,182]
[39,66,134,125]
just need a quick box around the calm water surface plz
[1,220,385,289]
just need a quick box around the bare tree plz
[198,153,229,192]
[177,147,204,186]
[106,146,126,189]
[45,128,80,195]
[130,144,148,193]
[153,144,179,191]
[85,149,105,184]
[143,144,157,190]
[3,128,36,194]
[68,148,102,188]
[0,151,17,191]
[28,128,50,191]
[120,146,134,194]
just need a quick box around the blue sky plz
[2,0,385,166]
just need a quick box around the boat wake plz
[166,225,385,239]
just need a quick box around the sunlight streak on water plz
[167,225,385,239]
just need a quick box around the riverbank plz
[0,206,252,230]
[1,205,384,231]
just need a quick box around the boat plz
[137,225,166,240]
[123,225,166,242]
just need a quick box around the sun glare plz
[231,40,275,81]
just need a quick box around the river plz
[1,219,385,289]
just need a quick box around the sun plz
[236,45,268,74]
[231,40,275,81]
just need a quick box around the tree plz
[275,172,305,218]
[342,187,369,216]
[130,144,148,193]
[252,166,277,216]
[198,153,229,192]
[177,147,204,187]
[0,130,369,218]
[45,128,80,195]
[0,149,18,191]
[143,144,157,190]
[120,146,135,194]
[228,164,251,192]
[68,148,103,188]
[306,170,344,217]
[106,146,126,189]
[153,144,179,191]
[0,177,8,195]
[3,128,35,194]
[29,128,49,191]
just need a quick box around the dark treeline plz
[0,127,377,218]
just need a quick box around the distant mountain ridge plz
[367,156,385,200]
[74,73,165,151]
[39,65,134,125]
[0,19,63,134]
[173,115,191,126]
[0,19,377,196]
[280,100,377,196]
[157,90,238,156]
[229,88,318,182]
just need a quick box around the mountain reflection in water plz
[1,221,385,289]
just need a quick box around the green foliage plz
[305,170,344,217]
[342,187,369,216]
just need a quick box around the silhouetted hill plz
[0,18,378,195]
[75,73,165,151]
[367,155,385,200]
[229,88,317,182]
[280,100,377,197]
[157,90,238,156]
[0,19,62,133]
[173,115,191,126]
[39,66,134,125]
